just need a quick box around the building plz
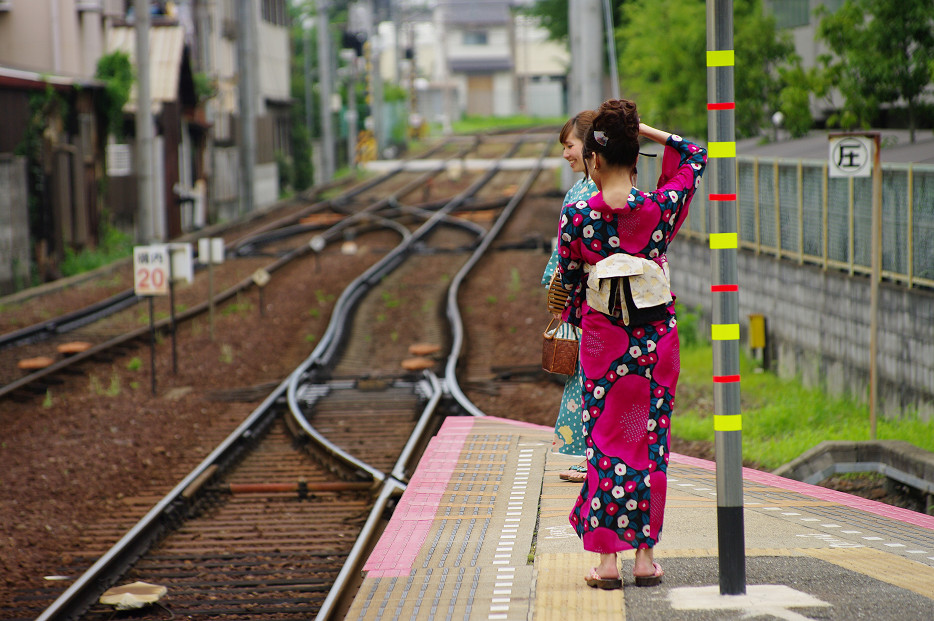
[0,0,292,288]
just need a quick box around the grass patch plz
[61,224,133,277]
[451,114,564,135]
[675,340,934,471]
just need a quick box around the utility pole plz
[134,0,155,242]
[368,0,384,157]
[343,49,359,170]
[303,17,317,183]
[568,0,604,114]
[316,0,336,181]
[706,0,746,596]
[236,0,256,216]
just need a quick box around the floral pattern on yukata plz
[542,177,597,457]
[557,135,707,552]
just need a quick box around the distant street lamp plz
[771,111,785,142]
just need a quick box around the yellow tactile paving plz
[804,547,934,599]
[534,553,626,620]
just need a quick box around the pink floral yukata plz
[556,135,706,553]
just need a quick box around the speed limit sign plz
[134,245,169,296]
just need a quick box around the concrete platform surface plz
[345,416,934,620]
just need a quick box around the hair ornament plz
[593,130,608,146]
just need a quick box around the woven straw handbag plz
[542,316,579,375]
[546,272,570,314]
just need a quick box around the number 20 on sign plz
[134,245,169,296]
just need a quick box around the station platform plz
[346,416,934,620]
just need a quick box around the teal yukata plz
[542,177,598,457]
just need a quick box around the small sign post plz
[829,132,881,438]
[198,238,225,341]
[167,243,193,373]
[134,245,169,394]
[252,268,271,317]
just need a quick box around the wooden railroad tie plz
[17,356,55,371]
[57,341,93,355]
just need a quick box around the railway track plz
[4,131,556,620]
[0,139,482,400]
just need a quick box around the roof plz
[107,25,186,114]
[443,1,510,26]
[448,57,513,73]
[0,66,100,91]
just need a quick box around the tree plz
[816,0,934,142]
[615,0,799,140]
[522,0,631,43]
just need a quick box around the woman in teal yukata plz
[557,99,706,589]
[541,111,598,483]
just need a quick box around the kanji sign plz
[134,245,169,296]
[829,135,873,178]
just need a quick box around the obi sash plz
[584,255,672,325]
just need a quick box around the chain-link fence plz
[642,154,934,289]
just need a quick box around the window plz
[767,0,810,29]
[262,0,288,27]
[463,30,488,46]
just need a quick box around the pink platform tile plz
[363,417,478,574]
[671,452,934,531]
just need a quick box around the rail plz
[639,153,934,289]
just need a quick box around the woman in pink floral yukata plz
[556,99,706,589]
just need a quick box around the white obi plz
[584,255,672,324]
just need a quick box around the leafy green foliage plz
[94,51,134,139]
[617,0,799,139]
[61,222,133,277]
[816,0,934,141]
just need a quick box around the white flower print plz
[583,225,594,239]
[668,190,679,203]
[629,345,642,358]
[608,236,620,247]
[590,516,600,529]
[567,400,579,413]
[652,230,663,243]
[560,214,568,227]
[644,474,652,487]
[568,260,580,270]
[614,463,626,476]
[669,317,677,328]
[590,210,602,219]
[669,213,677,225]
[586,448,594,460]
[660,445,665,456]
[562,232,571,242]
[643,524,652,537]
[649,248,659,258]
[646,340,656,352]
[593,386,605,399]
[616,364,629,376]
[645,369,652,380]
[672,134,682,142]
[612,485,625,499]
[617,515,630,528]
[647,419,657,431]
[656,398,664,409]
[582,411,591,423]
[626,499,638,511]
[591,497,602,511]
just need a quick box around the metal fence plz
[643,155,934,289]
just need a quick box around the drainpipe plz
[50,0,62,73]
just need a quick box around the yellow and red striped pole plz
[706,0,746,595]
